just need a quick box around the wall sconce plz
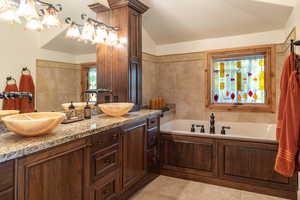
[65,14,123,47]
[0,0,62,30]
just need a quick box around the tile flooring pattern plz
[130,176,287,200]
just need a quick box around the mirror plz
[0,0,101,112]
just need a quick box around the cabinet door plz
[122,120,147,190]
[90,170,120,200]
[161,134,217,177]
[17,140,86,200]
[218,140,298,191]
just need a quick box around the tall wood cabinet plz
[93,0,148,110]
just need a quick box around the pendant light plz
[25,17,43,31]
[17,0,39,19]
[41,6,60,28]
[65,23,81,39]
[80,20,95,43]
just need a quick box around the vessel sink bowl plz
[2,112,65,137]
[62,102,96,110]
[98,103,134,117]
[0,110,19,121]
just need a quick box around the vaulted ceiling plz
[140,0,294,44]
[40,0,295,54]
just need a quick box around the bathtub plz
[161,119,277,142]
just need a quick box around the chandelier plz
[0,0,62,31]
[65,14,125,47]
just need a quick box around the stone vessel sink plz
[62,102,96,110]
[98,103,134,117]
[0,110,20,121]
[2,112,65,137]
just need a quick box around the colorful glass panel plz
[212,55,265,104]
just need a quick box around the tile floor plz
[130,176,287,200]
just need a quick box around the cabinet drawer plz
[147,148,159,173]
[0,188,14,200]
[91,171,120,200]
[147,117,159,129]
[0,160,14,192]
[91,129,120,152]
[91,145,120,182]
[147,128,159,149]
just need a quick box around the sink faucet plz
[209,113,215,134]
[0,92,33,103]
[84,89,113,105]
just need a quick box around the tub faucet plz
[209,113,215,134]
[84,88,113,105]
[0,92,33,103]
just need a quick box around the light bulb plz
[0,8,21,23]
[65,23,80,39]
[107,30,118,45]
[94,27,107,43]
[0,0,10,13]
[80,20,95,42]
[17,0,38,19]
[42,7,60,28]
[25,18,43,31]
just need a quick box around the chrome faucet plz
[84,89,113,104]
[0,92,33,103]
[209,113,215,134]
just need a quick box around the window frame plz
[80,62,97,102]
[205,45,276,113]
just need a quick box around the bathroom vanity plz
[0,110,160,200]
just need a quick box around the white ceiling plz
[42,0,294,54]
[141,0,294,44]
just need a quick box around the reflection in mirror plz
[0,0,101,112]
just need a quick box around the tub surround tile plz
[142,44,285,124]
[0,109,161,163]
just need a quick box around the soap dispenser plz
[84,101,92,119]
[68,101,76,119]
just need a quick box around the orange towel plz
[275,72,300,177]
[2,84,20,110]
[19,74,35,113]
[276,54,298,141]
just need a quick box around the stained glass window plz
[212,54,265,104]
[88,68,97,102]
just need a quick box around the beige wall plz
[36,60,81,112]
[142,44,287,124]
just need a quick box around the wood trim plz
[205,44,276,113]
[108,0,149,14]
[89,3,110,13]
[80,62,96,102]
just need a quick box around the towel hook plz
[6,76,16,85]
[22,67,31,75]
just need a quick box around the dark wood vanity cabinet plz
[89,128,122,200]
[17,140,86,200]
[122,120,147,191]
[0,160,14,200]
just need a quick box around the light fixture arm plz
[81,13,120,31]
[36,0,62,12]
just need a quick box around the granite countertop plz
[0,109,161,163]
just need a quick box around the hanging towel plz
[275,71,300,177]
[19,74,35,113]
[276,53,298,141]
[2,83,20,110]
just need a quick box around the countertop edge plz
[0,110,161,163]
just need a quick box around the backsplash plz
[142,44,287,124]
